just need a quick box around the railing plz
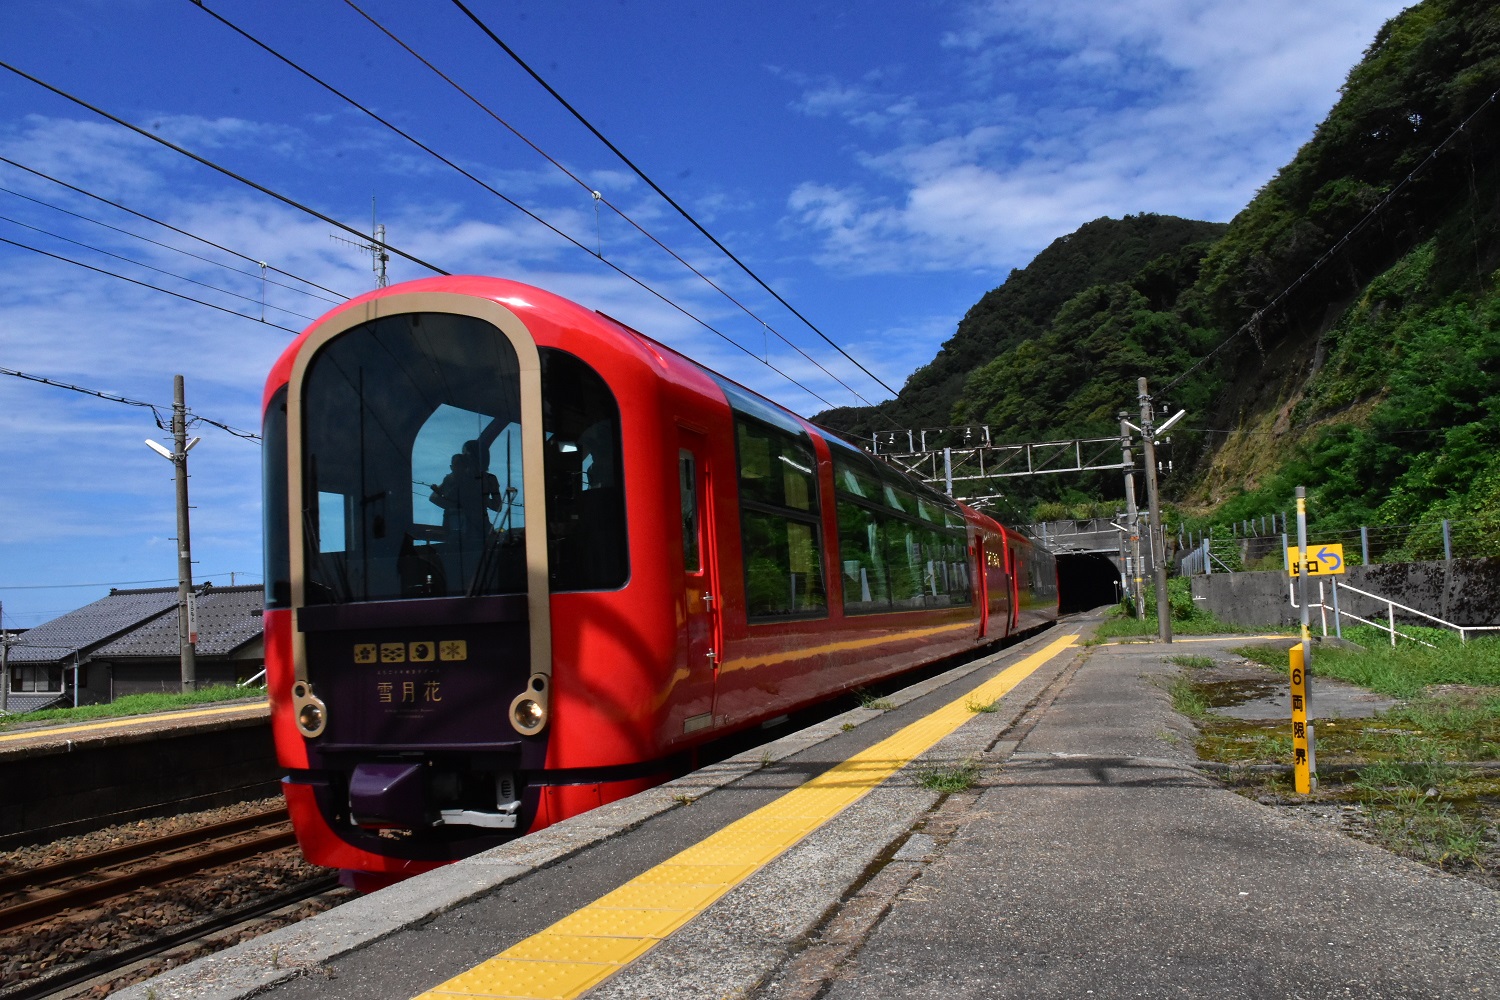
[1289,577,1500,647]
[237,669,267,689]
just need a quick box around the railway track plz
[0,807,297,934]
[0,806,341,1000]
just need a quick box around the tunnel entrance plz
[1057,552,1122,614]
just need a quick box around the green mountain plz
[813,214,1226,436]
[820,0,1500,555]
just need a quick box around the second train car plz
[261,275,1058,886]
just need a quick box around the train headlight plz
[514,698,544,730]
[293,681,328,738]
[508,674,549,735]
[298,702,325,732]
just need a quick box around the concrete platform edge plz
[117,627,1074,1000]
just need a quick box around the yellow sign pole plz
[1289,642,1314,793]
[1292,485,1317,793]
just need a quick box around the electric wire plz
[339,0,886,413]
[0,366,261,441]
[449,0,902,402]
[0,573,260,591]
[0,154,350,301]
[1161,89,1500,396]
[0,178,344,306]
[0,233,301,336]
[184,3,838,409]
[0,213,319,322]
[0,58,450,277]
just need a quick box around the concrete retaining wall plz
[0,717,282,848]
[1189,557,1500,630]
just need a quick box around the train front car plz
[262,277,691,886]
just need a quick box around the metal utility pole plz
[1,600,10,714]
[1138,378,1172,643]
[1119,412,1146,619]
[146,375,199,692]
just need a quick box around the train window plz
[540,349,628,592]
[301,312,526,604]
[262,386,291,609]
[836,500,890,612]
[826,437,972,614]
[741,510,826,617]
[733,416,826,620]
[736,420,815,512]
[680,450,700,574]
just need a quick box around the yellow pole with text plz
[1289,643,1312,793]
[1293,486,1316,792]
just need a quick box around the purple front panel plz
[300,596,532,758]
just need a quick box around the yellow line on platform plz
[416,633,1081,1000]
[0,701,267,744]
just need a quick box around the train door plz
[975,536,990,638]
[677,429,723,734]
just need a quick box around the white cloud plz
[786,0,1410,275]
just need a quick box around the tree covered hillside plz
[820,0,1500,554]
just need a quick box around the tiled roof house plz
[3,585,264,711]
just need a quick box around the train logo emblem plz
[353,641,467,664]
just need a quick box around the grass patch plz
[1169,655,1215,669]
[1166,677,1211,720]
[858,692,896,711]
[1310,637,1500,699]
[915,759,982,793]
[0,685,262,730]
[966,698,999,713]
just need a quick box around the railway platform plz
[0,701,276,848]
[120,619,1500,999]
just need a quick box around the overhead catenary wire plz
[0,58,450,278]
[0,233,301,336]
[183,3,839,410]
[448,0,902,403]
[338,0,888,415]
[0,212,319,322]
[0,366,261,441]
[0,176,344,306]
[0,154,350,301]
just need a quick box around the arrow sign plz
[1286,543,1347,577]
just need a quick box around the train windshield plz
[301,313,528,603]
[298,315,629,605]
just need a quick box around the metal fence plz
[1177,516,1497,574]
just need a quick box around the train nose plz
[349,763,427,828]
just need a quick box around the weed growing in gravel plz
[916,759,981,793]
[1167,677,1211,719]
[859,692,896,711]
[966,698,998,713]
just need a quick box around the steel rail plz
[0,875,342,1000]
[0,814,296,933]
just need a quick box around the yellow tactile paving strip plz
[0,701,267,744]
[417,632,1081,1000]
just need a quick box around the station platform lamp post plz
[145,374,201,692]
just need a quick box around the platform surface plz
[120,621,1500,1000]
[0,700,268,756]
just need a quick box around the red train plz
[261,275,1057,887]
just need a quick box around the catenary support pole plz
[1119,412,1145,619]
[1138,378,1171,642]
[172,375,197,692]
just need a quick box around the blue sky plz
[0,0,1408,628]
